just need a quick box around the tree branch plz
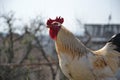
[0,62,58,67]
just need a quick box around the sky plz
[0,0,120,35]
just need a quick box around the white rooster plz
[46,16,120,80]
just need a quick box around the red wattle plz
[49,26,60,40]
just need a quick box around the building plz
[84,23,120,49]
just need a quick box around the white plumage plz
[47,17,120,80]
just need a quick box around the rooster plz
[46,17,120,80]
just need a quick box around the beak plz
[46,25,49,28]
[47,24,53,28]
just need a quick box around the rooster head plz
[46,16,64,40]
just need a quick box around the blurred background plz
[0,0,120,80]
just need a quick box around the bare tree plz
[0,12,59,80]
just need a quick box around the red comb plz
[47,16,64,26]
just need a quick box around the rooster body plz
[46,17,120,80]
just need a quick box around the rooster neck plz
[55,26,89,58]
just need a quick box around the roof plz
[84,24,120,26]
